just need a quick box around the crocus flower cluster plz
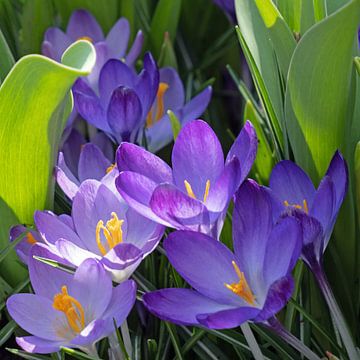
[7,245,136,354]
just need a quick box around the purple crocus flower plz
[267,151,348,266]
[116,119,257,238]
[73,54,159,144]
[42,9,143,89]
[143,180,302,329]
[7,247,136,355]
[34,179,164,282]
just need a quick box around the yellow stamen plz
[77,36,93,43]
[184,180,211,203]
[26,233,37,245]
[95,212,124,255]
[224,261,256,306]
[283,199,309,214]
[106,163,116,174]
[53,286,85,334]
[146,82,169,128]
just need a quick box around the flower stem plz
[266,317,321,360]
[240,322,265,360]
[311,262,359,360]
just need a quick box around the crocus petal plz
[180,86,212,125]
[29,244,72,299]
[125,30,144,66]
[86,42,109,91]
[226,121,257,184]
[233,180,273,278]
[325,150,348,213]
[66,9,104,42]
[310,176,336,247]
[73,79,109,132]
[115,171,166,224]
[91,131,114,161]
[197,306,260,329]
[72,180,128,254]
[101,280,137,331]
[42,27,71,61]
[107,86,143,142]
[16,336,64,354]
[55,166,79,200]
[172,120,224,198]
[143,288,237,326]
[56,150,80,188]
[69,258,112,319]
[101,243,143,271]
[150,184,210,231]
[269,160,316,209]
[164,231,242,305]
[34,210,85,248]
[253,276,294,322]
[78,143,111,182]
[7,294,65,341]
[206,157,241,213]
[116,142,173,184]
[160,67,185,109]
[263,216,302,288]
[10,226,41,264]
[106,17,130,59]
[71,319,107,346]
[99,59,136,107]
[62,128,86,176]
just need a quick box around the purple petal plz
[16,336,64,354]
[66,10,104,42]
[143,288,237,326]
[116,142,173,184]
[233,180,273,278]
[160,67,185,109]
[91,131,114,161]
[164,231,241,305]
[150,184,210,231]
[10,226,41,264]
[86,42,109,91]
[42,28,71,61]
[101,243,142,271]
[172,120,224,198]
[72,180,128,254]
[69,258,112,319]
[125,30,144,66]
[78,143,112,182]
[325,150,348,214]
[226,121,257,184]
[254,276,294,322]
[7,294,64,341]
[197,306,260,329]
[115,171,165,224]
[107,86,142,141]
[269,160,316,209]
[106,18,130,59]
[180,86,212,125]
[62,128,85,176]
[73,79,109,132]
[99,59,136,107]
[71,319,107,346]
[263,217,302,286]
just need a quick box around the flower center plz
[184,180,210,203]
[224,261,256,305]
[146,82,169,128]
[283,199,308,214]
[106,163,116,174]
[26,233,37,245]
[96,212,124,255]
[53,286,85,334]
[77,36,93,43]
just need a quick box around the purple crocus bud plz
[42,9,144,90]
[267,150,348,266]
[143,180,302,329]
[116,119,257,238]
[7,246,136,355]
[33,179,164,283]
[73,53,159,144]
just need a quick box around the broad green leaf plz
[355,57,360,75]
[0,40,95,285]
[326,0,352,13]
[149,0,182,58]
[0,28,14,81]
[355,142,360,229]
[275,0,302,33]
[254,0,296,79]
[244,101,274,184]
[19,0,54,55]
[313,0,327,21]
[285,0,360,180]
